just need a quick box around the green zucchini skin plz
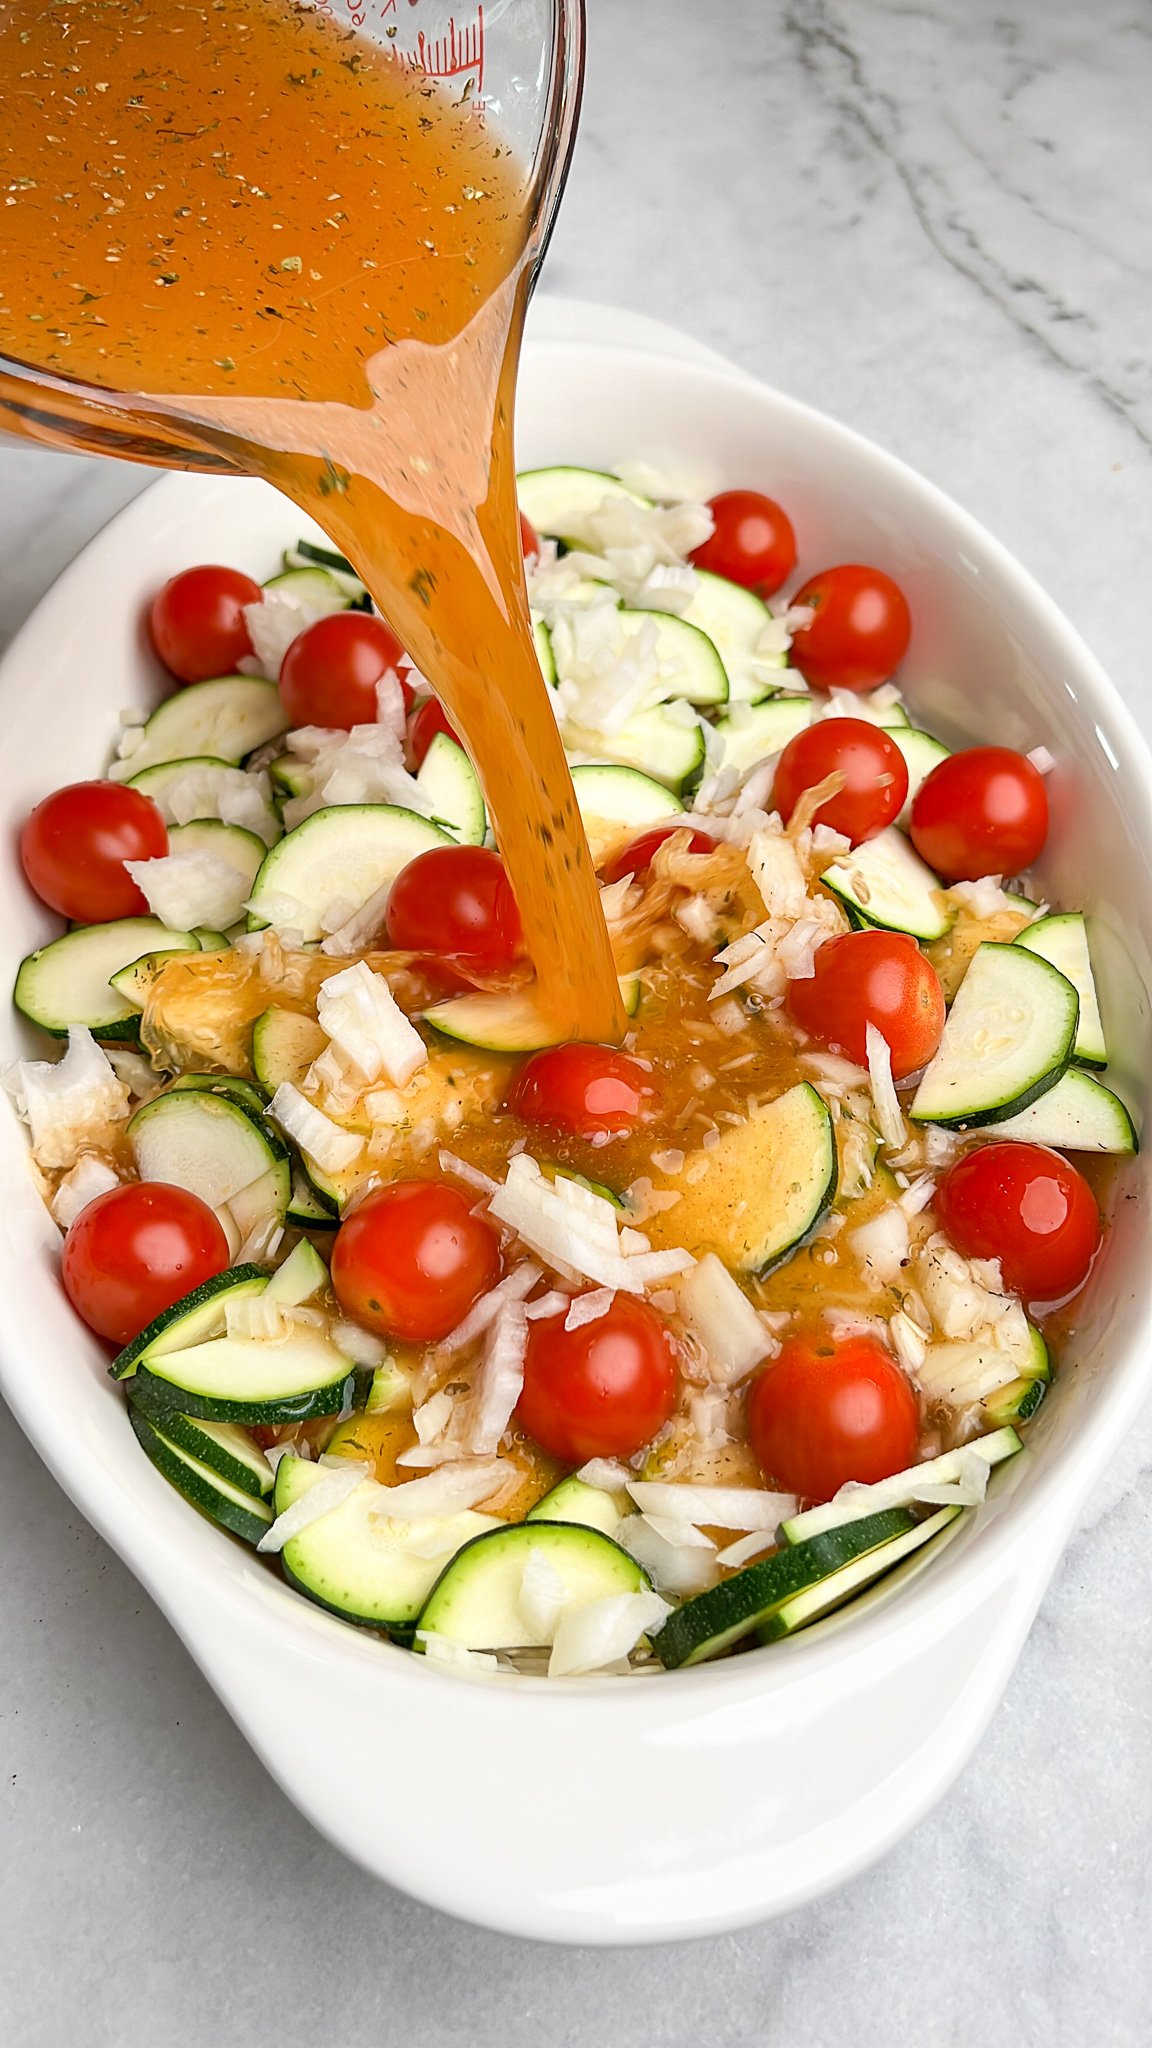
[129,1408,274,1546]
[109,1264,269,1381]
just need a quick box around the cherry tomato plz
[910,747,1048,881]
[788,564,911,692]
[331,1180,501,1343]
[408,695,460,768]
[936,1141,1101,1303]
[149,563,262,684]
[61,1183,231,1348]
[279,612,412,729]
[517,1294,679,1462]
[785,929,945,1081]
[385,845,523,969]
[690,489,797,597]
[748,1332,920,1501]
[519,511,541,562]
[508,1043,657,1140]
[599,824,718,885]
[20,780,168,924]
[772,717,908,845]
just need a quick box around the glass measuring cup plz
[0,0,585,470]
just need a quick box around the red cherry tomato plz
[519,511,541,562]
[508,1043,657,1140]
[788,564,912,692]
[748,1332,920,1501]
[408,695,460,768]
[149,564,262,684]
[910,747,1048,882]
[690,489,797,597]
[517,1294,679,1462]
[20,780,168,924]
[384,845,523,970]
[772,717,908,845]
[936,1141,1101,1303]
[279,612,412,729]
[331,1180,501,1343]
[599,825,718,885]
[61,1183,231,1348]
[785,929,945,1081]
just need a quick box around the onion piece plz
[548,1589,672,1678]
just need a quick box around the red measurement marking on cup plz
[396,6,486,90]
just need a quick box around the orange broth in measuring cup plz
[0,0,623,1042]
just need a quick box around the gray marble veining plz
[2,2,1151,2042]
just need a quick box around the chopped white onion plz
[865,1021,905,1152]
[468,1300,528,1454]
[330,1319,391,1368]
[715,1529,778,1568]
[437,1149,499,1196]
[317,960,426,1086]
[438,1261,542,1353]
[849,1203,911,1288]
[575,1459,634,1492]
[415,1632,501,1674]
[14,1028,131,1170]
[674,1254,774,1385]
[50,1153,121,1231]
[626,1480,797,1532]
[525,1289,571,1321]
[564,1288,615,1331]
[125,850,251,933]
[365,1460,508,1520]
[256,1459,371,1552]
[517,1546,570,1641]
[489,1153,692,1293]
[267,1082,363,1173]
[548,1589,671,1678]
[616,1513,719,1597]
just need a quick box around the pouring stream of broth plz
[0,0,625,1043]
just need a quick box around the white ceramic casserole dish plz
[0,315,1148,1945]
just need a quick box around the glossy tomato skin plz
[517,1295,679,1462]
[936,1142,1101,1303]
[785,929,945,1080]
[61,1183,232,1347]
[385,845,523,970]
[788,564,912,692]
[508,1043,657,1140]
[149,564,262,684]
[690,489,797,597]
[519,511,541,562]
[772,717,908,845]
[408,695,460,767]
[748,1333,920,1501]
[20,780,168,923]
[331,1180,501,1343]
[910,747,1048,881]
[279,612,411,728]
[599,825,718,885]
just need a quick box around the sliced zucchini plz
[757,1505,964,1644]
[645,1082,836,1274]
[128,1089,290,1233]
[364,1361,412,1415]
[652,1507,917,1668]
[984,1375,1048,1426]
[168,1071,270,1116]
[565,705,706,796]
[128,756,281,845]
[109,946,205,1012]
[823,827,954,943]
[112,677,288,780]
[884,728,950,829]
[780,1425,1023,1544]
[110,1263,270,1380]
[273,1456,500,1630]
[989,1067,1137,1153]
[425,975,640,1054]
[714,695,812,776]
[414,733,486,845]
[168,818,267,896]
[565,761,676,839]
[617,609,729,708]
[1016,912,1106,1067]
[191,928,230,951]
[268,754,312,800]
[131,1408,275,1498]
[130,1328,359,1425]
[910,942,1078,1127]
[417,1520,648,1650]
[129,1408,274,1545]
[286,1170,340,1229]
[916,1326,1049,1407]
[247,803,450,942]
[263,564,355,611]
[533,614,556,685]
[682,569,780,703]
[265,1236,328,1305]
[527,1476,626,1537]
[516,466,650,545]
[282,540,368,603]
[251,1006,327,1092]
[14,917,201,1040]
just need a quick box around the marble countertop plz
[3,1,1151,2041]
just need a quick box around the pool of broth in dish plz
[0,0,623,1043]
